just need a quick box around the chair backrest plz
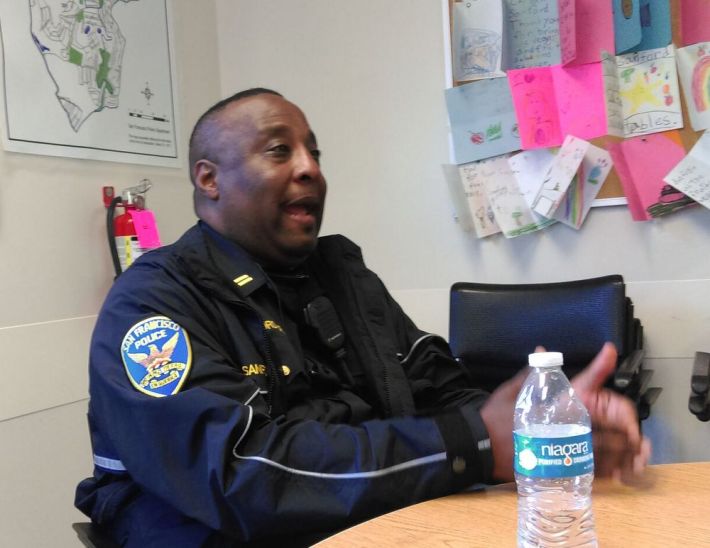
[449,275,629,392]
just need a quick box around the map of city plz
[29,0,138,131]
[0,0,178,166]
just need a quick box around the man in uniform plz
[75,88,650,547]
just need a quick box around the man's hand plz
[480,343,651,482]
[571,342,651,480]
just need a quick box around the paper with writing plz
[664,131,710,210]
[615,45,683,138]
[504,0,561,69]
[476,155,553,238]
[602,51,625,136]
[441,164,475,233]
[459,162,501,238]
[558,0,576,65]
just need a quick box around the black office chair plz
[449,275,661,419]
[72,522,120,548]
[689,351,710,421]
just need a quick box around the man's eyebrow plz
[257,124,318,146]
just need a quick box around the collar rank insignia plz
[121,315,192,397]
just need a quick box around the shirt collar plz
[199,221,269,298]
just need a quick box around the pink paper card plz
[508,63,606,149]
[552,63,607,139]
[608,131,693,221]
[508,67,562,149]
[680,0,710,47]
[128,209,162,249]
[574,0,615,64]
[558,0,577,65]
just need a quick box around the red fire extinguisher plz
[103,179,161,278]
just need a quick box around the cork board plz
[447,0,702,202]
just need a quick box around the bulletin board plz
[446,0,702,203]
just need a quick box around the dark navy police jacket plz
[75,222,492,547]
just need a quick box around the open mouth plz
[282,196,321,224]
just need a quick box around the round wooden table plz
[314,462,710,547]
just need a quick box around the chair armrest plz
[689,352,710,422]
[691,352,710,395]
[614,348,644,390]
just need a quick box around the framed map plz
[0,0,180,168]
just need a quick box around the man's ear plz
[193,160,219,200]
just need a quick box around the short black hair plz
[188,88,283,181]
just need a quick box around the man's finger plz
[499,366,529,397]
[571,342,617,394]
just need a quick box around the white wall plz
[2,1,707,545]
[0,2,221,546]
[215,0,710,463]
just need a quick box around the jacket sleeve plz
[88,265,492,543]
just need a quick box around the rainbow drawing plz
[691,53,710,112]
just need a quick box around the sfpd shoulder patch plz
[121,315,192,397]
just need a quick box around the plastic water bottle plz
[513,352,597,547]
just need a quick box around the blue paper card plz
[613,0,642,53]
[633,0,672,52]
[445,78,521,165]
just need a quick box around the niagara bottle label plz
[514,431,594,478]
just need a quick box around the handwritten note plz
[676,42,710,132]
[532,135,589,217]
[459,162,501,238]
[664,131,710,210]
[474,155,552,238]
[452,0,505,81]
[504,0,561,69]
[602,51,625,136]
[558,0,576,65]
[445,77,521,164]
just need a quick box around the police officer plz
[75,89,650,547]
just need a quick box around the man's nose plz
[294,146,322,182]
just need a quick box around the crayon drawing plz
[453,0,505,81]
[615,45,683,137]
[676,42,710,131]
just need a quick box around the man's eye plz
[269,144,289,155]
[311,149,321,162]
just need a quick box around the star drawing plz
[620,73,663,114]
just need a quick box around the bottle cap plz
[528,351,563,368]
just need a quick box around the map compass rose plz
[141,82,154,104]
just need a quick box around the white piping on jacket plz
[232,404,447,479]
